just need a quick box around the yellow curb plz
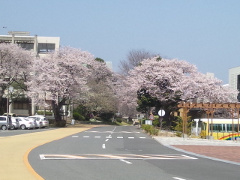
[0,126,94,180]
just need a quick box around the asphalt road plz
[0,127,53,137]
[29,126,240,180]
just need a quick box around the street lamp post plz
[6,86,14,130]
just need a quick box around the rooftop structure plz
[0,31,60,57]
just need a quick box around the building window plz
[38,43,55,54]
[14,102,28,110]
[18,43,34,50]
[237,75,240,102]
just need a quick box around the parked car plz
[11,117,20,129]
[26,117,38,128]
[16,117,36,130]
[29,115,49,128]
[0,116,12,130]
[2,113,17,117]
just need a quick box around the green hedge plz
[73,112,85,121]
[141,124,159,136]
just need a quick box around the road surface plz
[29,126,240,180]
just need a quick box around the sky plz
[1,0,240,84]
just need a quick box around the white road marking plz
[85,131,140,134]
[120,159,132,164]
[72,136,78,138]
[128,137,134,139]
[105,139,109,142]
[173,177,186,180]
[106,135,112,138]
[139,137,146,139]
[40,154,198,160]
[102,144,106,149]
[112,126,117,133]
[95,136,101,138]
[83,136,89,138]
[117,137,123,139]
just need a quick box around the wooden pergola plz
[177,102,240,136]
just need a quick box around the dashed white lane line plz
[117,137,123,139]
[95,136,101,138]
[72,136,79,138]
[105,139,109,142]
[83,136,90,138]
[139,137,146,139]
[128,137,134,139]
[102,144,106,149]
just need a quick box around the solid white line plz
[120,159,132,164]
[173,177,186,180]
[102,144,106,149]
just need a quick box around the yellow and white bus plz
[192,118,240,140]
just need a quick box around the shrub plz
[36,111,53,116]
[116,118,122,123]
[141,124,159,136]
[73,112,85,121]
[152,118,159,127]
[73,112,80,120]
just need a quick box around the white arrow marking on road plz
[120,159,132,164]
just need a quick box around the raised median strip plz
[0,125,93,180]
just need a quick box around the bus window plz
[234,124,240,132]
[227,124,232,132]
[209,124,223,132]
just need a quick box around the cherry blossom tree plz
[0,43,34,114]
[83,59,118,121]
[116,57,238,124]
[27,47,115,125]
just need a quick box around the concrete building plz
[0,31,60,58]
[229,66,240,101]
[0,31,60,116]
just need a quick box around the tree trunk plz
[52,99,66,127]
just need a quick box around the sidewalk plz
[154,136,240,165]
[0,125,94,180]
